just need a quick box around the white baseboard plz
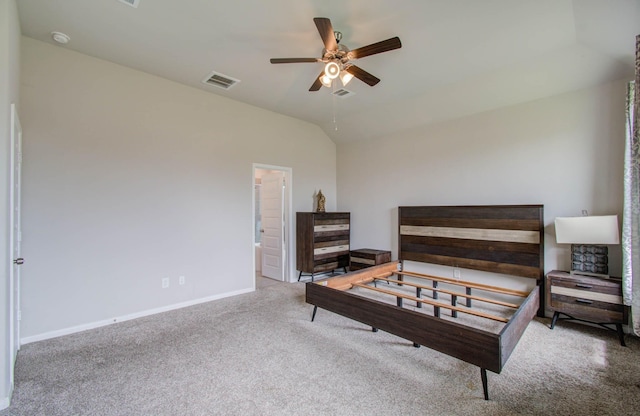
[0,383,12,410]
[21,288,254,345]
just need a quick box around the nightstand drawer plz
[549,292,624,323]
[549,284,622,304]
[549,278,622,298]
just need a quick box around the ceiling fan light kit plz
[320,74,333,88]
[324,62,340,79]
[339,70,354,86]
[270,17,402,92]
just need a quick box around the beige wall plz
[337,79,627,291]
[1,0,20,408]
[19,37,337,340]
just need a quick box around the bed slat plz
[352,282,509,323]
[374,277,520,309]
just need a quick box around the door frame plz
[9,103,22,388]
[252,164,293,284]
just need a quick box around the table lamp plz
[554,215,620,278]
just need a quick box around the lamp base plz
[570,244,610,279]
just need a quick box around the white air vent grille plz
[118,0,140,8]
[332,89,355,98]
[202,71,241,90]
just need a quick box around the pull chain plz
[332,83,338,131]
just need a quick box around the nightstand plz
[349,249,391,271]
[546,270,627,346]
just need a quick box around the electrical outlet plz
[162,277,169,289]
[179,275,185,285]
[453,268,461,279]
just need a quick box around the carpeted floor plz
[2,277,639,416]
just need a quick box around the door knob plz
[13,258,24,265]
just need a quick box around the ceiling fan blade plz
[349,37,402,60]
[346,65,380,86]
[309,70,325,91]
[270,58,319,64]
[314,17,338,51]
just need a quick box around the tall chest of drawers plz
[296,212,350,281]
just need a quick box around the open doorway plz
[253,164,293,288]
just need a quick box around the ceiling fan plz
[270,17,402,91]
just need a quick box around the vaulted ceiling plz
[16,0,640,143]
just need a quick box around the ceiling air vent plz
[202,71,241,90]
[118,0,140,8]
[332,89,355,98]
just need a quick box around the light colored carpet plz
[2,278,639,416]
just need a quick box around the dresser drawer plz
[312,255,349,273]
[314,244,350,258]
[314,223,350,233]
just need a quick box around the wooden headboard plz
[398,205,544,280]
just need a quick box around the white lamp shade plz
[554,215,620,244]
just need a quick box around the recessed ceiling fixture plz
[202,71,241,90]
[51,31,70,44]
[118,0,140,8]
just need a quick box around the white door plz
[9,103,23,386]
[260,172,285,281]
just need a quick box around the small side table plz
[546,270,627,346]
[349,249,391,271]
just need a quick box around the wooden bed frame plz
[305,205,544,400]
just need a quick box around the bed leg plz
[481,368,489,400]
[451,295,458,318]
[311,305,318,322]
[466,287,472,307]
[432,281,438,299]
[397,297,403,307]
[616,324,626,347]
[416,287,422,308]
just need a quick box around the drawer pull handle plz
[575,298,593,305]
[575,284,593,289]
